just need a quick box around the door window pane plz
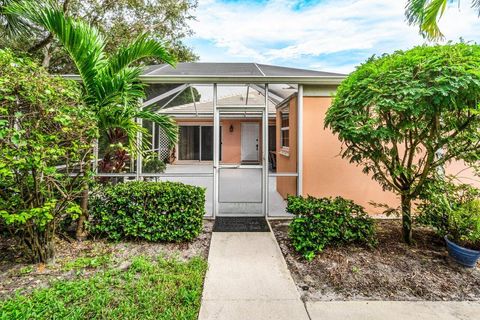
[201,126,213,161]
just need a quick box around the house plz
[93,62,478,218]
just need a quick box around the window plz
[280,107,289,148]
[179,126,200,160]
[178,125,220,161]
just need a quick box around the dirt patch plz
[0,220,213,299]
[270,219,480,301]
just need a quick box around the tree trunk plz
[76,160,91,240]
[75,183,89,240]
[25,222,55,263]
[401,194,413,244]
[42,44,52,69]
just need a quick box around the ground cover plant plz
[325,43,480,244]
[89,181,205,242]
[417,178,480,249]
[446,199,480,250]
[287,196,376,260]
[0,256,207,320]
[0,220,213,301]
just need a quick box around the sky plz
[185,0,480,74]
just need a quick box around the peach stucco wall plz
[276,98,298,198]
[221,119,243,164]
[221,119,264,164]
[446,161,480,189]
[302,96,399,214]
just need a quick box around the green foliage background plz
[0,48,96,261]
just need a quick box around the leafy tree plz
[405,0,480,40]
[0,0,198,71]
[0,49,96,262]
[5,0,179,238]
[325,44,480,244]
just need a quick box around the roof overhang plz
[62,74,346,85]
[138,75,346,85]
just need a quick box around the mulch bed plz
[270,219,480,301]
[0,220,213,299]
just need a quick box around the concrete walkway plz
[198,232,309,320]
[306,301,480,320]
[199,231,480,320]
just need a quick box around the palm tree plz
[5,0,178,237]
[406,0,480,40]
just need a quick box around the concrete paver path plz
[198,232,309,320]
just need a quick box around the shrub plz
[143,152,167,173]
[88,181,205,242]
[287,196,376,260]
[0,49,95,263]
[446,200,480,250]
[417,177,480,237]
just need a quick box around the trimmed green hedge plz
[287,196,376,260]
[88,181,205,242]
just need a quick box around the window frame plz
[177,124,221,161]
[279,106,290,150]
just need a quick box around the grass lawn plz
[0,256,207,320]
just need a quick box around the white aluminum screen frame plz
[92,81,303,219]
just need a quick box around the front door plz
[241,122,259,162]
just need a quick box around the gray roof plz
[140,62,345,84]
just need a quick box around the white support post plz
[152,122,156,152]
[263,84,269,216]
[297,85,304,196]
[213,84,219,218]
[136,117,143,181]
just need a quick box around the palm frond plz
[422,0,448,40]
[472,0,480,15]
[0,0,34,37]
[96,105,143,153]
[135,110,178,146]
[406,0,429,26]
[405,0,448,40]
[94,67,145,111]
[102,34,176,78]
[5,0,105,98]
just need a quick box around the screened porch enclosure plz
[92,62,345,217]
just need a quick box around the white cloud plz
[187,0,480,72]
